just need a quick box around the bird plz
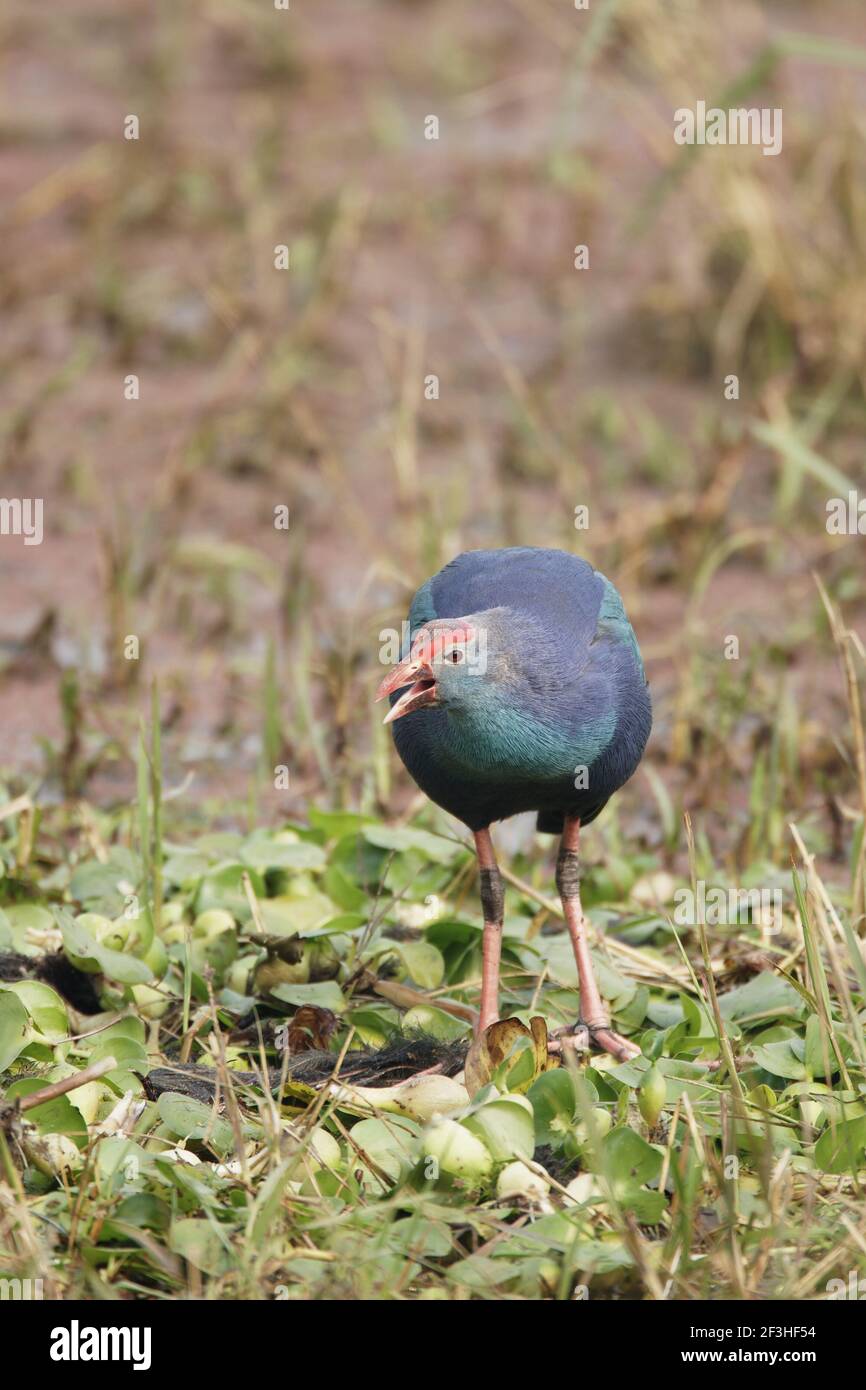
[375,546,652,1061]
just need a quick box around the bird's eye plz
[447,649,464,664]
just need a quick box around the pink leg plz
[555,816,640,1061]
[474,827,504,1035]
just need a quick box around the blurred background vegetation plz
[1,0,865,878]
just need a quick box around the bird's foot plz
[552,1018,641,1063]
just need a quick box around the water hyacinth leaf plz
[270,979,346,1012]
[402,1003,469,1041]
[461,1095,535,1162]
[0,989,32,1068]
[309,808,373,839]
[347,1004,399,1046]
[193,863,265,919]
[445,1253,516,1290]
[327,832,390,891]
[4,904,57,955]
[814,1117,866,1174]
[69,849,142,916]
[528,1069,577,1145]
[377,939,445,990]
[362,825,460,864]
[301,912,365,938]
[680,992,714,1037]
[349,1116,418,1193]
[157,1092,235,1156]
[420,1118,493,1189]
[646,998,685,1028]
[612,983,648,1028]
[110,1193,170,1233]
[0,909,11,949]
[95,1138,153,1191]
[169,1218,235,1276]
[91,1036,149,1071]
[2,980,68,1043]
[623,1189,667,1222]
[257,892,337,936]
[717,972,802,1023]
[751,1038,808,1081]
[239,833,327,872]
[162,850,212,886]
[4,1079,88,1146]
[601,1126,662,1196]
[322,863,368,910]
[62,916,153,985]
[388,1216,454,1258]
[96,1016,147,1048]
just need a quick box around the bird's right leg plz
[474,827,504,1036]
[555,815,640,1061]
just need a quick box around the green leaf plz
[349,1116,417,1194]
[194,863,265,919]
[322,864,367,910]
[4,1079,88,1146]
[362,825,460,864]
[69,849,142,916]
[528,1070,577,1146]
[718,972,802,1023]
[62,916,153,985]
[462,1096,535,1163]
[378,939,444,990]
[240,834,326,873]
[157,1092,235,1155]
[602,1126,662,1196]
[169,1218,235,1276]
[4,904,56,955]
[751,1039,808,1081]
[257,892,337,936]
[0,989,31,1069]
[814,1118,866,1175]
[270,980,346,1013]
[2,981,68,1044]
[309,808,373,838]
[402,1005,469,1042]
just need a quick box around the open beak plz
[375,652,438,724]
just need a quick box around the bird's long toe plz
[552,1019,641,1063]
[587,1025,641,1062]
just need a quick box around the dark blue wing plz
[413,547,604,652]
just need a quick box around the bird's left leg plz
[474,827,504,1036]
[555,815,640,1061]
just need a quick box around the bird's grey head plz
[376,607,554,723]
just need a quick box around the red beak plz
[375,651,438,724]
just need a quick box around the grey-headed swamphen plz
[376,546,651,1061]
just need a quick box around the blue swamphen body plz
[389,547,651,831]
[376,546,651,1060]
